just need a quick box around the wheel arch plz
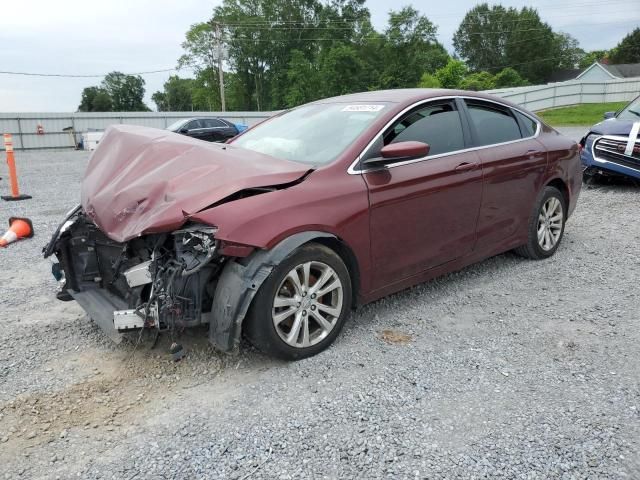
[310,236,360,309]
[545,177,570,208]
[208,230,359,353]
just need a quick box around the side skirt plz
[360,236,525,305]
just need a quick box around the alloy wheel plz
[271,261,344,348]
[537,196,563,251]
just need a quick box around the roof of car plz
[310,88,529,112]
[181,117,224,121]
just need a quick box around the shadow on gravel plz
[583,174,640,190]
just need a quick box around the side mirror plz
[179,128,189,133]
[363,141,430,167]
[603,111,616,120]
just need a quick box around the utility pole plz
[211,20,226,112]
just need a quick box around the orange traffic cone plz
[1,134,31,201]
[0,217,34,247]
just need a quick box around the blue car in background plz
[580,94,640,181]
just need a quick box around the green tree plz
[505,7,557,83]
[379,7,449,89]
[195,0,383,110]
[191,67,222,111]
[101,72,148,111]
[609,28,640,63]
[92,90,113,111]
[152,75,195,111]
[417,73,441,88]
[453,4,512,74]
[176,0,447,110]
[493,67,528,88]
[435,59,467,89]
[78,86,113,112]
[459,71,495,91]
[285,50,321,107]
[178,22,224,110]
[318,44,367,98]
[579,50,608,69]
[453,4,566,83]
[210,0,324,111]
[552,32,584,69]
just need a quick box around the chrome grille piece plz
[593,135,640,170]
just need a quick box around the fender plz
[209,231,335,352]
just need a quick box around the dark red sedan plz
[45,89,582,359]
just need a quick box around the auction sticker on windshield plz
[342,105,385,112]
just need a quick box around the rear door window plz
[204,118,226,128]
[186,120,203,130]
[465,100,522,146]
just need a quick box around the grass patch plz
[537,102,627,126]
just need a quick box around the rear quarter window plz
[514,110,538,138]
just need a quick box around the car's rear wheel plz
[514,186,566,259]
[244,243,352,360]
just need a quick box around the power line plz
[224,20,639,42]
[218,0,638,26]
[224,13,637,30]
[0,67,179,78]
[224,18,638,35]
[475,56,571,70]
[463,20,639,35]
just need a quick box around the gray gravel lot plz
[1,130,639,479]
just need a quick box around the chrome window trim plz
[189,126,229,132]
[347,95,541,175]
[591,134,640,173]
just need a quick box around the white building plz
[576,62,640,82]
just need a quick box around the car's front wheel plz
[244,243,352,360]
[515,186,567,259]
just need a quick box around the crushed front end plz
[44,208,223,344]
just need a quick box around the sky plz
[0,0,638,112]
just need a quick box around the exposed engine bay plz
[42,124,329,354]
[48,208,224,339]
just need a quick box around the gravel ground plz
[1,130,639,479]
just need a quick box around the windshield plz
[167,118,189,131]
[233,103,389,165]
[617,96,640,121]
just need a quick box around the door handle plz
[454,162,479,172]
[526,149,544,158]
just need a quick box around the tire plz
[514,186,567,260]
[244,243,352,360]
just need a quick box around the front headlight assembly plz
[173,225,219,276]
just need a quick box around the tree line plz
[77,1,640,113]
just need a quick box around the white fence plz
[0,111,275,151]
[486,78,640,112]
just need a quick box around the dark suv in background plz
[167,117,239,142]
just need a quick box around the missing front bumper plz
[69,288,127,344]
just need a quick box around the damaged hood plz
[589,119,637,136]
[82,125,311,242]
